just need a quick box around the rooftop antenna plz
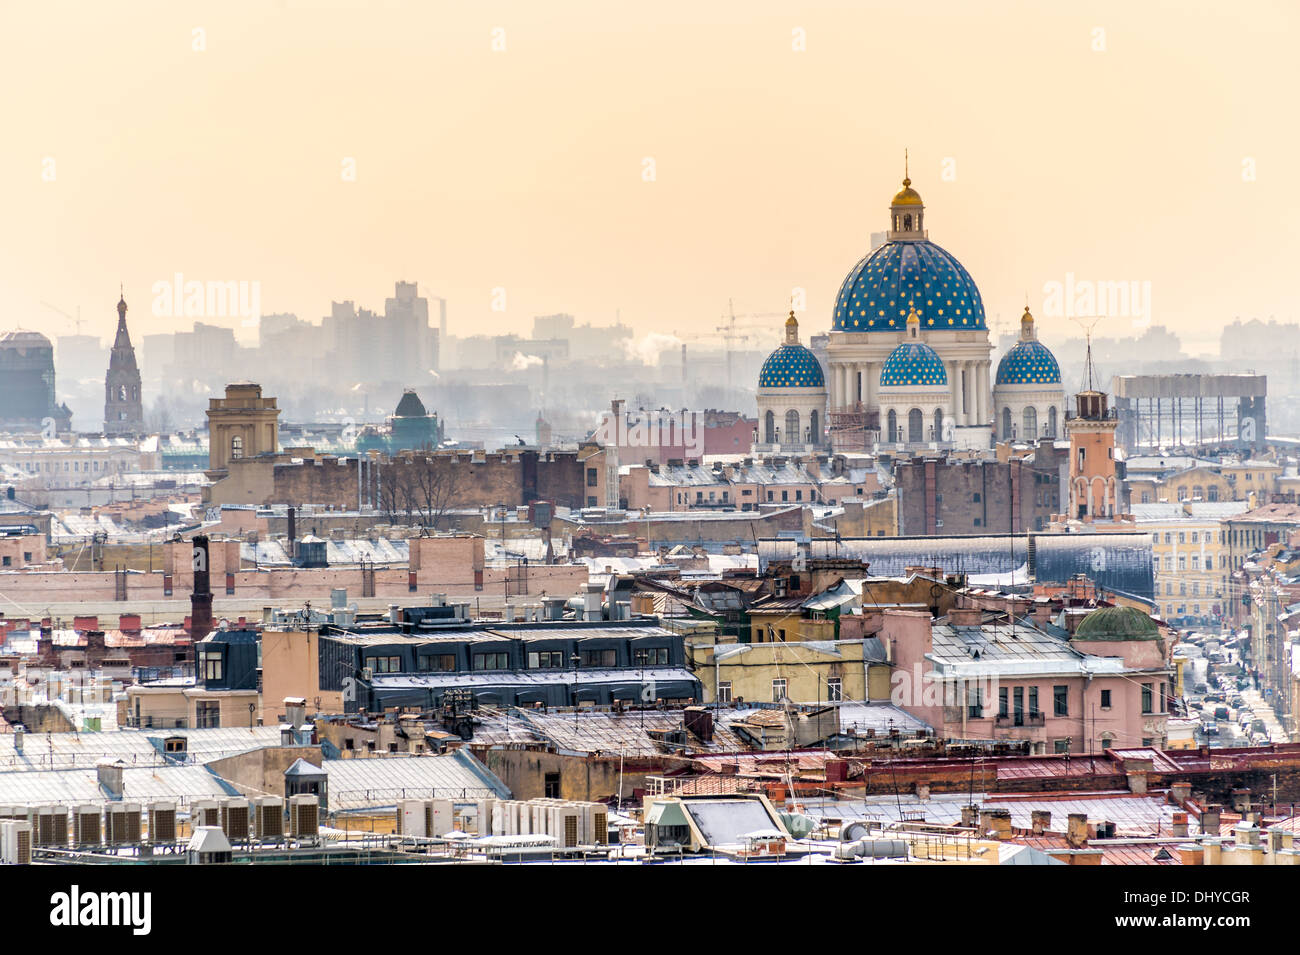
[1070,315,1105,393]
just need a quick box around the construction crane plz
[714,299,788,391]
[40,301,83,335]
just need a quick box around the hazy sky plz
[3,0,1295,356]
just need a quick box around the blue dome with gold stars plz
[880,342,948,388]
[996,340,1061,385]
[996,308,1061,386]
[759,342,825,389]
[833,240,986,332]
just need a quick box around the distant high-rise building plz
[104,294,144,435]
[0,329,72,434]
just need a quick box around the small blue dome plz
[759,343,825,389]
[833,240,986,332]
[880,342,948,388]
[996,340,1061,385]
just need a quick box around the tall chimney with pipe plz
[287,507,297,560]
[190,535,214,640]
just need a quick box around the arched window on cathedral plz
[1046,406,1057,438]
[1002,407,1012,440]
[1023,406,1038,440]
[764,410,775,444]
[887,409,897,444]
[902,214,912,231]
[785,410,800,448]
[933,408,943,442]
[231,435,244,460]
[809,410,819,446]
[907,408,924,444]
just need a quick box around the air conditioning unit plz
[105,803,142,845]
[193,800,220,829]
[0,820,33,864]
[221,799,250,842]
[396,799,428,837]
[289,794,319,838]
[36,806,68,847]
[148,802,176,843]
[73,805,102,846]
[255,797,284,841]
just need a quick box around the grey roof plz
[320,751,509,807]
[369,666,697,691]
[927,619,1126,677]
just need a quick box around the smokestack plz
[190,535,213,639]
[287,507,297,559]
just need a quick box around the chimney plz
[948,607,982,626]
[118,613,142,633]
[1031,810,1051,836]
[189,536,213,640]
[73,615,99,632]
[1169,781,1192,806]
[979,808,1012,841]
[1231,788,1251,813]
[960,804,979,829]
[284,697,306,731]
[13,724,23,755]
[287,506,297,557]
[1066,813,1089,848]
[1200,805,1222,836]
[1170,812,1189,838]
[683,706,713,742]
[96,758,125,798]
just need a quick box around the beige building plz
[1133,500,1246,623]
[125,682,260,730]
[207,382,280,474]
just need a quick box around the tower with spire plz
[104,291,144,435]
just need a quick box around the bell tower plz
[104,292,144,435]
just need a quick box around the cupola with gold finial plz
[996,304,1061,385]
[888,149,925,240]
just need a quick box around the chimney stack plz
[1066,813,1089,848]
[189,535,213,639]
[1031,810,1051,836]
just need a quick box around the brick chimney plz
[1169,781,1192,806]
[979,808,1012,841]
[1170,812,1189,838]
[948,607,983,626]
[1066,813,1089,848]
[1031,810,1051,836]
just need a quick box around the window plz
[472,652,510,671]
[1053,685,1068,717]
[201,650,223,682]
[527,650,564,669]
[633,647,669,666]
[825,678,843,702]
[231,435,243,460]
[1100,689,1112,709]
[580,649,617,668]
[1028,686,1040,717]
[418,654,456,672]
[195,700,220,729]
[586,467,598,487]
[369,655,402,673]
[1013,686,1025,726]
[717,682,733,705]
[1,556,9,567]
[544,773,561,799]
[998,686,1009,718]
[772,678,787,702]
[1054,738,1071,754]
[1141,683,1153,715]
[967,682,984,718]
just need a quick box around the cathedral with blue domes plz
[755,161,1064,452]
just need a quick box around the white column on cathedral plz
[977,362,990,424]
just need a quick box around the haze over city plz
[4,0,1297,355]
